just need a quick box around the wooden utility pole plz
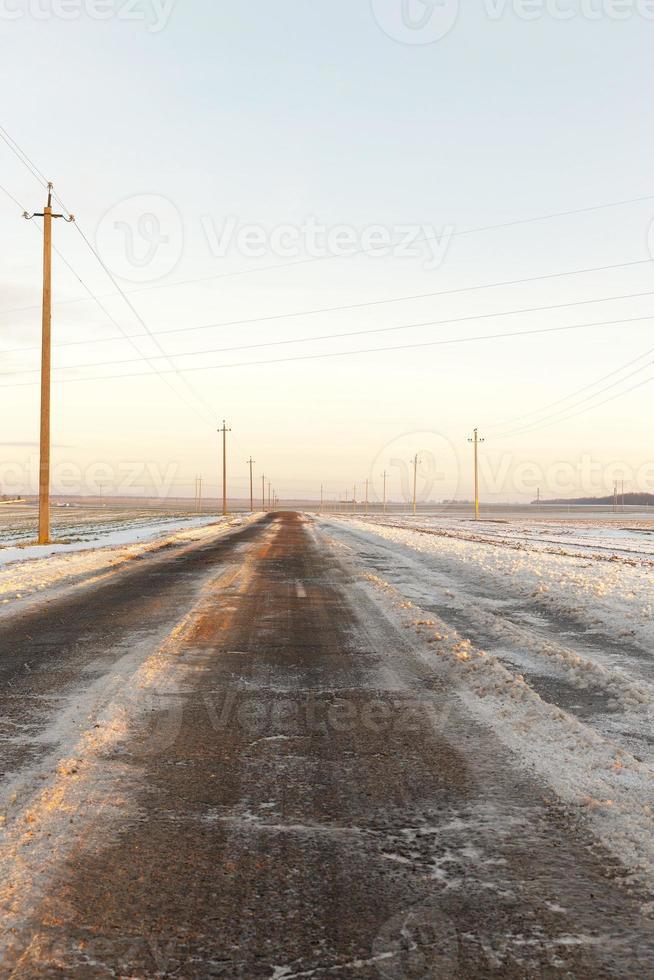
[412,454,420,516]
[247,458,255,512]
[382,470,388,515]
[219,421,231,516]
[23,183,74,544]
[468,429,484,520]
[261,474,266,510]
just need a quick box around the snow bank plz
[0,515,254,615]
[356,568,654,892]
[327,516,654,665]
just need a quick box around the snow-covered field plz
[0,512,253,616]
[318,514,654,888]
[0,502,219,549]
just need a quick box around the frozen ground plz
[0,501,220,549]
[0,512,254,616]
[3,512,653,975]
[317,514,654,887]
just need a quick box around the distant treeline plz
[538,493,654,506]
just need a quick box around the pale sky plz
[1,1,654,504]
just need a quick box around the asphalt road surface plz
[0,512,652,978]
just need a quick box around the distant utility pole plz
[536,487,541,512]
[198,476,203,514]
[23,183,74,544]
[262,474,266,511]
[382,470,388,515]
[613,481,618,514]
[412,454,420,516]
[468,428,485,520]
[219,420,231,516]
[247,458,255,512]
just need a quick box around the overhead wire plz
[4,300,654,378]
[2,312,654,388]
[0,127,217,425]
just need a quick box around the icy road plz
[0,512,653,977]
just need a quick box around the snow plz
[322,515,654,680]
[0,514,255,616]
[318,515,654,890]
[0,515,220,566]
[0,554,245,960]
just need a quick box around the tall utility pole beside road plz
[468,429,484,521]
[412,454,420,516]
[219,421,231,516]
[23,183,74,544]
[247,458,255,512]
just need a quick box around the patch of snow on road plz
[357,568,654,890]
[0,515,256,616]
[325,515,654,675]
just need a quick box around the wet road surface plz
[0,512,652,977]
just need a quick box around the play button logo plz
[371,0,460,44]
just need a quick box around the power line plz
[1,253,652,343]
[494,373,654,438]
[0,181,27,211]
[4,300,654,379]
[0,130,216,425]
[2,311,653,388]
[3,122,653,437]
[487,343,654,434]
[46,227,216,426]
[492,359,654,438]
[60,204,217,424]
[38,191,654,297]
[0,170,213,423]
[0,125,49,187]
[4,277,654,366]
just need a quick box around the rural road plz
[0,512,652,977]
